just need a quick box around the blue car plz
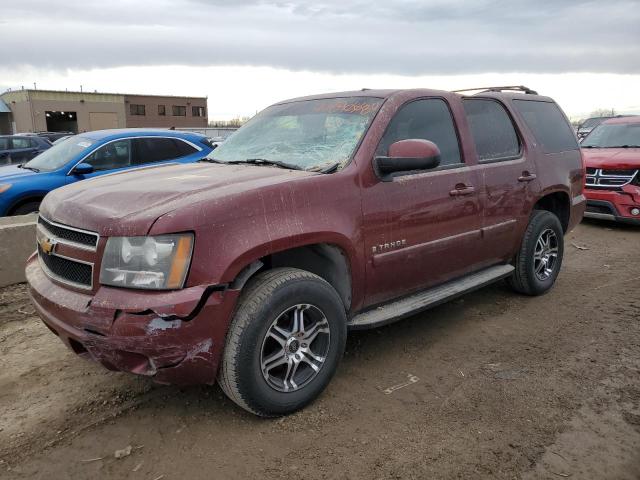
[0,129,214,216]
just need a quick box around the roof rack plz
[452,85,538,95]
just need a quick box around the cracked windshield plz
[206,97,383,171]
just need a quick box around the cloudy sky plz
[2,0,639,119]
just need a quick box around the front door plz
[361,98,483,307]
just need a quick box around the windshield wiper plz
[226,158,303,171]
[17,164,40,172]
[608,145,640,148]
[307,162,340,174]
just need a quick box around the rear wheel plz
[11,201,40,216]
[508,210,564,296]
[218,268,347,416]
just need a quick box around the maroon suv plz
[27,87,585,416]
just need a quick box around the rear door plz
[462,98,537,264]
[362,97,484,306]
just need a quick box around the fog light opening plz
[630,208,640,216]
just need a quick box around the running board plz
[348,264,515,330]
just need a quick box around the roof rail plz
[452,85,539,95]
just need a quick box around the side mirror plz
[374,139,441,179]
[71,163,94,175]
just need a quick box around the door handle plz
[449,184,476,197]
[518,172,537,182]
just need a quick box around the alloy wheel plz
[260,304,331,392]
[534,228,559,281]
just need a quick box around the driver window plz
[84,140,132,171]
[376,99,462,166]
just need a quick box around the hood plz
[0,164,40,182]
[41,162,316,235]
[581,148,640,170]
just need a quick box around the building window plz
[192,106,205,117]
[130,104,146,116]
[172,105,186,116]
[158,105,166,116]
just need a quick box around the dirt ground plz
[1,219,639,480]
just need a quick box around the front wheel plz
[508,210,564,296]
[218,268,347,416]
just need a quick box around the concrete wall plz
[0,214,37,287]
[124,94,208,129]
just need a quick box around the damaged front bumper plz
[26,254,240,385]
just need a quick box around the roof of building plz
[0,89,206,100]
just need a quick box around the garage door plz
[89,112,119,131]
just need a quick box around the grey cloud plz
[2,0,640,75]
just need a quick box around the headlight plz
[0,184,12,194]
[99,233,194,290]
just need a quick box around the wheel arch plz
[7,193,46,215]
[227,241,355,311]
[533,189,571,233]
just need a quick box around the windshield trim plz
[206,96,387,173]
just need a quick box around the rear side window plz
[174,139,198,156]
[134,137,182,164]
[513,100,578,153]
[377,98,462,166]
[0,138,8,150]
[463,99,520,162]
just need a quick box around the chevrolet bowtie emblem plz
[40,237,56,255]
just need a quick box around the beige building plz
[0,89,208,135]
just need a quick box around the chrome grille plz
[38,245,93,288]
[36,216,97,289]
[585,168,638,189]
[38,216,99,249]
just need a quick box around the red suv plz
[26,87,585,416]
[582,116,640,225]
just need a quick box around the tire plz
[11,201,41,216]
[507,210,564,296]
[218,268,347,416]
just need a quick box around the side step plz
[348,264,515,330]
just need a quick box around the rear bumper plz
[26,254,240,385]
[584,187,640,225]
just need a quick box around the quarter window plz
[85,139,132,171]
[130,104,146,116]
[172,106,186,116]
[513,100,578,153]
[463,99,520,162]
[174,139,198,156]
[377,99,462,166]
